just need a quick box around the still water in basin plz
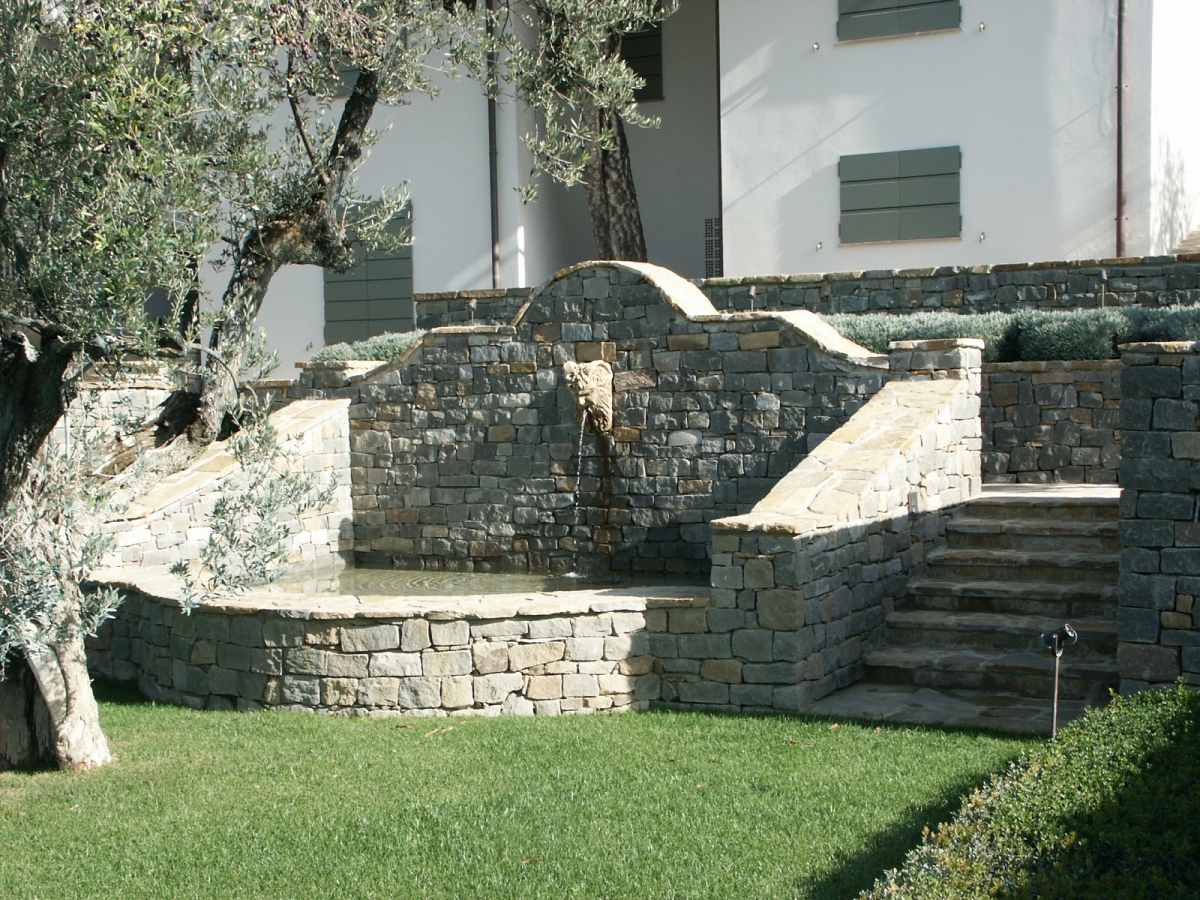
[267,567,708,597]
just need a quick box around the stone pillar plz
[1117,342,1200,692]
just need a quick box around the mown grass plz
[0,681,1032,900]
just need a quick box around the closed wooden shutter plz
[838,0,960,42]
[323,210,414,344]
[840,147,961,244]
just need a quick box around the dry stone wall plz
[1117,342,1200,692]
[288,263,889,577]
[982,361,1122,484]
[414,255,1200,330]
[702,340,983,708]
[98,399,354,572]
[89,573,706,716]
[701,257,1200,316]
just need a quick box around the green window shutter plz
[838,0,960,42]
[323,208,414,346]
[839,147,960,244]
[621,22,663,101]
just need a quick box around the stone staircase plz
[814,485,1120,732]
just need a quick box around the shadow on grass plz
[91,676,154,707]
[796,775,974,900]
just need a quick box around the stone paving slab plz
[808,681,1096,735]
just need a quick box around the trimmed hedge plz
[860,685,1200,900]
[824,307,1200,362]
[311,330,426,362]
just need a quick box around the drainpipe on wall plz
[1116,0,1127,258]
[486,0,502,288]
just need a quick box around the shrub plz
[860,685,1200,900]
[824,312,1017,362]
[311,330,426,362]
[1014,309,1125,361]
[826,306,1200,362]
[1121,306,1200,344]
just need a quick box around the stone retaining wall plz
[704,340,983,707]
[415,288,532,331]
[99,399,354,572]
[982,360,1122,485]
[89,573,709,716]
[414,254,1200,331]
[287,262,888,577]
[701,258,1200,316]
[1117,342,1200,692]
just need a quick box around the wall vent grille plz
[704,217,723,278]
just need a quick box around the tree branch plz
[0,143,33,275]
[288,96,329,186]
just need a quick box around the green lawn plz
[0,681,1032,900]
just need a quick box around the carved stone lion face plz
[562,360,613,433]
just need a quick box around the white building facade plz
[237,0,1200,370]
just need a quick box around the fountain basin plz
[88,567,710,717]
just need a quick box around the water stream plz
[567,408,590,577]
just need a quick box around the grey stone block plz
[422,649,472,676]
[676,681,729,704]
[677,633,731,659]
[1120,519,1175,548]
[1119,572,1177,609]
[341,624,400,653]
[281,675,321,705]
[731,629,774,662]
[1117,607,1161,643]
[401,619,431,651]
[397,676,441,708]
[263,618,305,648]
[369,651,422,677]
[1124,366,1181,399]
[430,620,470,647]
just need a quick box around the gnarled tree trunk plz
[0,637,107,772]
[191,69,385,447]
[25,636,111,769]
[582,107,648,262]
[0,332,79,508]
[0,656,50,770]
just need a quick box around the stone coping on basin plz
[94,569,708,622]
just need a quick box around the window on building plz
[323,210,414,344]
[837,0,961,42]
[621,22,663,101]
[839,146,961,244]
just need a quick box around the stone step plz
[946,518,1120,553]
[808,682,1098,735]
[906,578,1118,618]
[863,645,1118,703]
[961,485,1120,521]
[925,548,1119,584]
[885,609,1117,654]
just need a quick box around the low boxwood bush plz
[825,306,1200,361]
[310,330,426,362]
[860,685,1200,900]
[823,312,1017,362]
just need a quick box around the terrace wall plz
[981,360,1122,484]
[289,262,889,577]
[414,255,1200,331]
[1117,342,1200,693]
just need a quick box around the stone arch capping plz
[314,261,893,576]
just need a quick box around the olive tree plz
[192,0,452,445]
[0,0,244,769]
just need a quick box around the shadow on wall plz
[1156,138,1197,254]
